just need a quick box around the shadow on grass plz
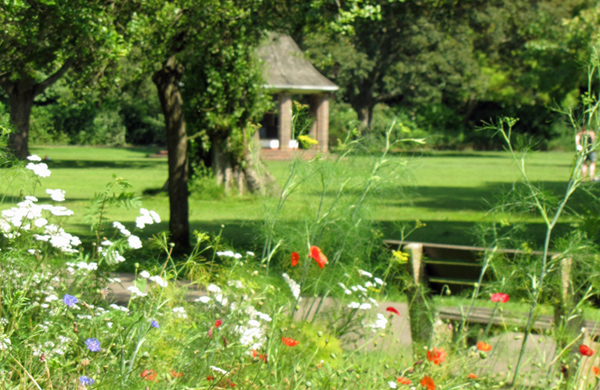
[43,159,166,170]
[307,180,600,213]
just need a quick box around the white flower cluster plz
[172,306,187,319]
[149,275,167,288]
[282,273,302,301]
[64,261,98,275]
[46,189,65,202]
[26,155,51,178]
[205,284,228,305]
[135,208,161,229]
[234,304,272,351]
[216,250,242,259]
[209,366,228,375]
[1,196,74,234]
[1,194,78,253]
[127,286,147,298]
[112,221,143,249]
[110,304,129,313]
[113,221,131,237]
[33,224,81,253]
[368,313,388,331]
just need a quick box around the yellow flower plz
[297,134,318,148]
[392,250,409,263]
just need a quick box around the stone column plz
[309,95,319,145]
[278,93,292,150]
[313,94,329,152]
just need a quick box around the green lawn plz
[1,146,588,251]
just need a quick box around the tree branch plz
[33,58,74,96]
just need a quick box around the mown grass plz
[1,146,589,252]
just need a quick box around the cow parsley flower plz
[127,286,147,298]
[172,307,187,319]
[46,189,65,202]
[149,275,167,288]
[0,338,11,350]
[26,162,51,177]
[195,296,211,304]
[209,366,228,375]
[128,235,142,249]
[282,273,301,301]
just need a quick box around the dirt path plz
[107,273,593,387]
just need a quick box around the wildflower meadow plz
[4,64,600,389]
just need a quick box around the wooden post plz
[404,243,434,351]
[553,256,583,350]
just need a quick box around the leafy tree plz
[0,0,128,158]
[304,0,481,129]
[133,0,279,249]
[133,0,392,249]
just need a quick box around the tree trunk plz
[352,84,375,131]
[357,105,374,130]
[243,131,276,194]
[153,56,190,251]
[6,82,35,159]
[211,131,275,196]
[212,141,234,195]
[1,60,72,159]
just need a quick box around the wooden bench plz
[384,240,552,294]
[383,240,599,338]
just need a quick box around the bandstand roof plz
[258,33,339,94]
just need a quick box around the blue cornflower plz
[63,294,78,307]
[80,376,95,386]
[150,320,159,329]
[85,338,101,352]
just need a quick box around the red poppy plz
[420,375,435,390]
[580,344,594,356]
[490,293,509,303]
[476,341,492,352]
[309,246,328,269]
[467,373,478,379]
[397,377,411,385]
[426,348,446,365]
[207,376,214,381]
[170,370,183,378]
[291,251,300,267]
[252,349,268,362]
[386,306,400,316]
[140,369,157,381]
[215,319,222,328]
[593,366,600,376]
[282,337,300,347]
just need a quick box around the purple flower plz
[150,320,159,329]
[80,376,95,386]
[63,294,78,307]
[85,338,101,352]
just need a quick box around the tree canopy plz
[0,0,128,158]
